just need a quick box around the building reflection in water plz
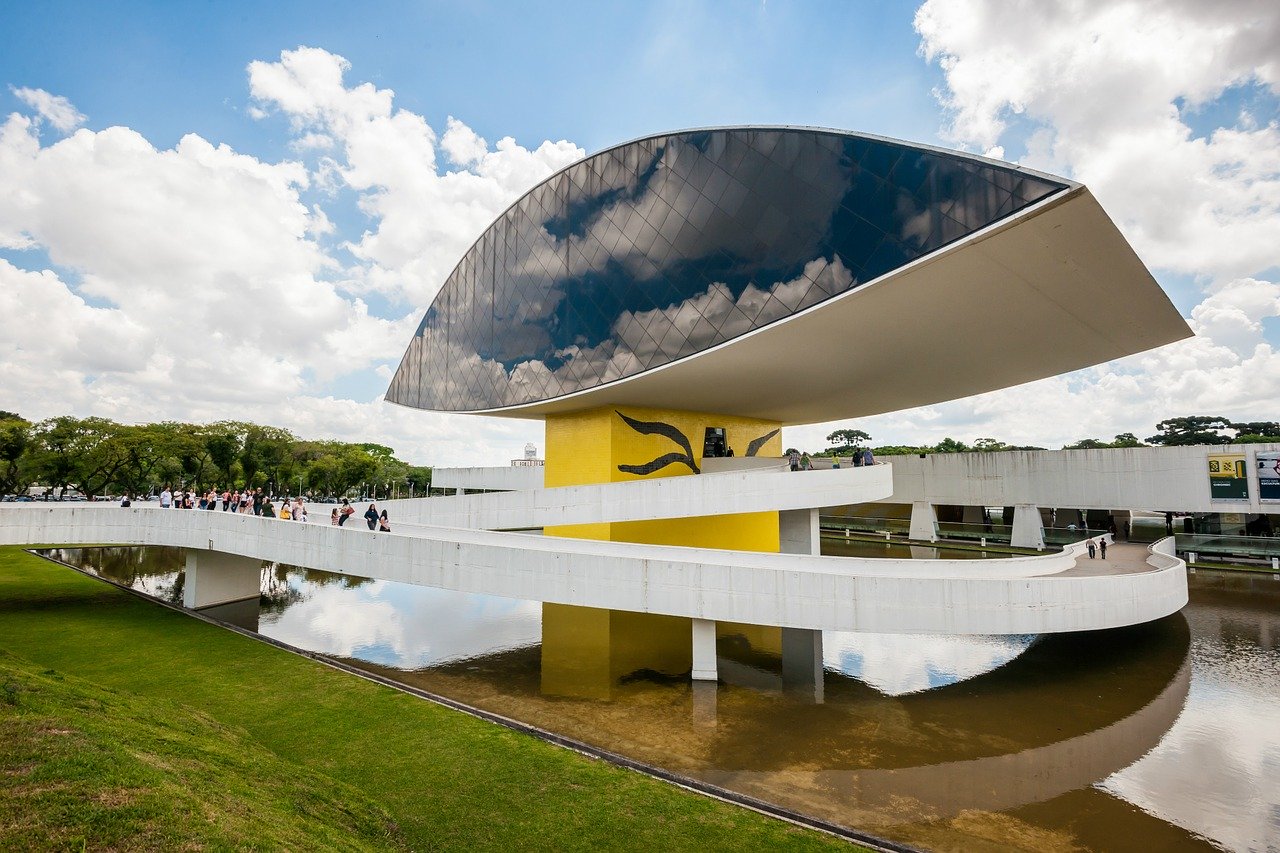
[37,546,1278,851]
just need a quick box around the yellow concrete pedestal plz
[543,405,783,551]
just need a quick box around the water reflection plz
[36,547,1280,851]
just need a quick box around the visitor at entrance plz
[1087,539,1096,559]
[788,449,800,471]
[1100,537,1108,558]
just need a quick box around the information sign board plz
[1258,452,1280,503]
[1208,453,1248,501]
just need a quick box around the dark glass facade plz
[387,128,1069,412]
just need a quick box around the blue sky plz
[2,1,942,157]
[1,1,1277,463]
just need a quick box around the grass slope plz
[0,547,855,851]
[0,650,400,850]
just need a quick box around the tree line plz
[0,412,432,500]
[804,415,1279,458]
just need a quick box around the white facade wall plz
[886,443,1280,513]
[432,466,544,492]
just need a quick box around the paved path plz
[1055,542,1156,577]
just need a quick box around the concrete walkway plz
[1055,542,1157,577]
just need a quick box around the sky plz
[1,0,1278,466]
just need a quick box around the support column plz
[909,501,938,542]
[1011,504,1045,549]
[691,618,718,681]
[183,549,261,610]
[781,627,824,702]
[779,508,820,555]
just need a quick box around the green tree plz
[113,424,178,497]
[205,428,242,487]
[972,437,1011,452]
[241,425,296,492]
[931,437,970,453]
[0,415,31,494]
[25,417,128,497]
[403,465,432,497]
[1231,421,1280,439]
[1111,432,1144,447]
[1064,438,1108,449]
[825,428,871,454]
[1147,416,1234,446]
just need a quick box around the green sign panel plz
[1208,454,1248,501]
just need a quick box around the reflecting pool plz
[39,546,1280,852]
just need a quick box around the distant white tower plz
[512,442,544,467]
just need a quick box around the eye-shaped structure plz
[386,127,1190,424]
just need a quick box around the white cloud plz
[248,48,585,308]
[11,86,85,132]
[915,0,1280,280]
[0,47,574,465]
[841,0,1280,451]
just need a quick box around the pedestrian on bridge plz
[1100,538,1108,559]
[1087,539,1096,559]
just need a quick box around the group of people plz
[153,487,390,531]
[787,449,875,471]
[158,486,308,519]
[330,499,390,532]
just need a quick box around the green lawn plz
[0,547,858,851]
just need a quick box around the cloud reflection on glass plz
[387,128,1067,411]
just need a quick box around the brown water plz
[41,547,1280,851]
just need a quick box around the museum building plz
[386,127,1192,551]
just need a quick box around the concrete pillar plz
[183,550,262,610]
[691,618,718,681]
[779,508,820,555]
[1011,504,1045,549]
[909,501,938,542]
[781,627,824,703]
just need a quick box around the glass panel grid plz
[387,128,1069,411]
